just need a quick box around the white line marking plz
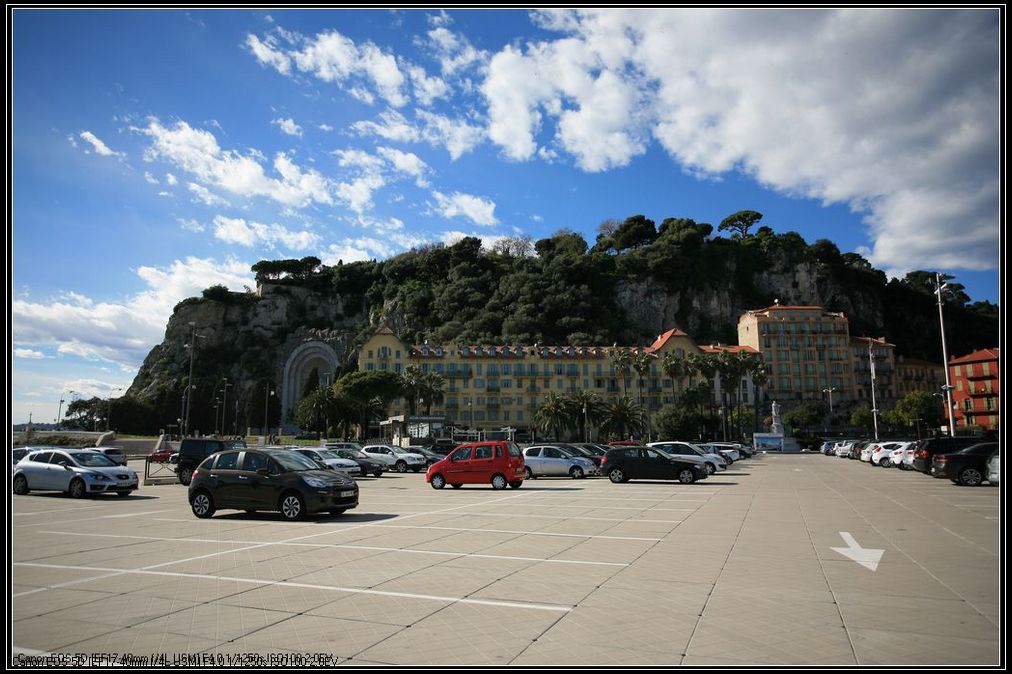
[13,563,571,613]
[359,523,661,541]
[13,504,114,517]
[366,501,698,512]
[100,510,173,519]
[38,531,628,567]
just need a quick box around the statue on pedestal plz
[771,401,784,435]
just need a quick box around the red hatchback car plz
[426,441,525,490]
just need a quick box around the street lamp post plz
[183,322,198,437]
[912,417,923,440]
[263,383,275,436]
[213,398,221,435]
[56,392,67,429]
[583,402,588,443]
[934,273,957,437]
[822,387,837,415]
[868,341,880,441]
[221,378,230,436]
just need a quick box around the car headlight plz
[302,476,332,488]
[87,473,110,481]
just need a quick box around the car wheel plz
[570,466,584,479]
[178,466,194,486]
[958,468,983,487]
[490,473,507,490]
[678,469,696,484]
[395,460,408,473]
[329,508,347,516]
[524,466,535,480]
[451,483,462,489]
[608,467,625,484]
[881,458,891,467]
[280,491,306,520]
[705,463,715,475]
[508,481,523,489]
[430,474,446,489]
[373,470,383,478]
[116,491,130,497]
[190,490,215,518]
[68,478,87,499]
[12,474,29,495]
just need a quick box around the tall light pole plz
[583,402,588,443]
[221,378,231,436]
[214,398,221,435]
[868,340,880,441]
[263,383,275,436]
[822,387,837,415]
[183,322,198,437]
[56,391,67,429]
[934,273,957,437]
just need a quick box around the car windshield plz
[224,440,247,450]
[320,450,346,461]
[267,450,323,472]
[341,449,368,459]
[69,452,117,467]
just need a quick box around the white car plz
[291,448,362,476]
[13,448,139,498]
[901,441,922,470]
[704,443,741,462]
[860,443,879,462]
[362,444,427,473]
[835,441,856,457]
[870,442,904,466]
[648,441,726,475]
[325,441,366,452]
[987,453,1000,485]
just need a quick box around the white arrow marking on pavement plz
[831,531,884,571]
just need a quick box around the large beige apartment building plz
[358,327,759,434]
[737,304,854,405]
[851,336,897,406]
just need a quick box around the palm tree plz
[398,365,424,415]
[611,347,633,397]
[564,390,606,442]
[632,350,653,408]
[535,392,573,440]
[745,355,769,435]
[661,351,686,405]
[600,396,646,441]
[686,353,718,436]
[419,370,445,414]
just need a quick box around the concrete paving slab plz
[13,616,122,651]
[135,603,296,642]
[12,587,119,621]
[53,627,223,656]
[307,592,451,626]
[848,627,998,665]
[217,582,356,613]
[356,602,561,665]
[223,613,401,657]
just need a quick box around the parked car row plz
[821,436,1000,487]
[424,439,756,489]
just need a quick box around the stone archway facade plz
[281,341,340,432]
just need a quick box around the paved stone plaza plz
[9,454,1001,666]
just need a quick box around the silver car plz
[988,453,1000,485]
[362,444,427,472]
[13,449,139,498]
[292,448,362,476]
[523,445,597,479]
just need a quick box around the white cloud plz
[531,214,544,222]
[478,8,998,271]
[165,173,178,185]
[188,182,230,207]
[287,30,408,107]
[140,118,333,208]
[144,171,159,184]
[246,33,291,75]
[417,109,485,160]
[432,191,498,226]
[14,348,45,359]
[440,230,509,251]
[425,26,488,76]
[272,117,303,137]
[177,218,204,232]
[352,109,421,143]
[78,131,124,157]
[12,257,254,371]
[158,191,173,197]
[377,146,430,187]
[407,65,449,106]
[212,215,321,251]
[319,123,334,132]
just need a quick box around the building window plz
[367,363,374,371]
[368,350,373,358]
[396,350,401,358]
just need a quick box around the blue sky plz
[11,9,1001,425]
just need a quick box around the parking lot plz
[10,453,1000,666]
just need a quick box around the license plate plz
[339,490,355,498]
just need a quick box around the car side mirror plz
[64,464,73,470]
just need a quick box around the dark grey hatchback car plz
[188,448,359,520]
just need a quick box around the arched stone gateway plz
[281,341,340,432]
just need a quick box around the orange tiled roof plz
[645,328,689,352]
[949,348,1000,365]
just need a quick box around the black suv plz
[912,436,984,473]
[599,446,708,484]
[930,442,999,486]
[187,448,358,520]
[176,437,247,485]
